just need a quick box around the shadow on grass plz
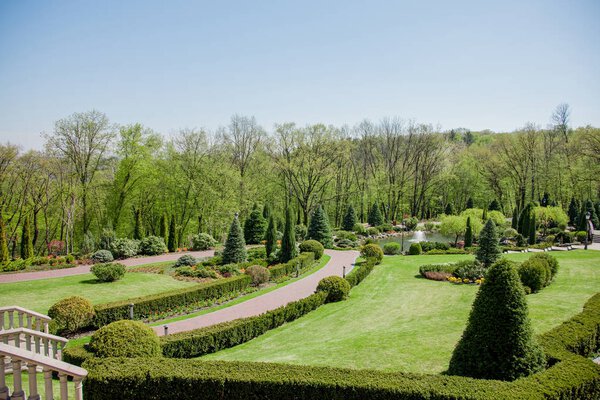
[79,279,104,285]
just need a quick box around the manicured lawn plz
[0,272,197,314]
[204,250,600,374]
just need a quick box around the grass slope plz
[204,250,600,374]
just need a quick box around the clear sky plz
[1,0,599,149]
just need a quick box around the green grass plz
[5,372,75,400]
[0,271,197,314]
[204,250,600,374]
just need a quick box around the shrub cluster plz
[176,266,218,279]
[518,253,559,293]
[245,265,270,286]
[110,238,139,259]
[359,244,383,264]
[268,252,315,280]
[453,260,485,281]
[418,241,450,252]
[316,276,350,303]
[91,250,113,263]
[139,236,167,255]
[174,254,198,267]
[48,296,95,334]
[298,240,325,260]
[191,233,217,251]
[91,263,126,282]
[418,263,457,277]
[382,242,401,255]
[408,242,422,255]
[89,320,161,358]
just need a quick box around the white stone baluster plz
[0,312,4,331]
[26,315,33,330]
[27,362,40,400]
[7,312,13,330]
[58,373,68,400]
[42,322,48,334]
[43,368,53,400]
[73,377,83,400]
[0,355,9,400]
[11,359,25,400]
[18,312,24,329]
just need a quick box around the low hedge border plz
[268,252,315,280]
[344,257,376,288]
[82,292,600,399]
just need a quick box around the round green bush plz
[316,276,351,303]
[383,242,402,255]
[89,320,161,358]
[91,249,113,263]
[299,240,325,260]
[91,263,126,282]
[518,259,548,293]
[453,260,485,281]
[366,226,380,236]
[48,296,95,334]
[191,233,216,251]
[529,253,559,280]
[245,265,270,286]
[139,236,167,255]
[360,243,383,264]
[575,231,588,243]
[408,242,422,255]
[110,238,139,258]
[353,223,366,235]
[175,254,197,267]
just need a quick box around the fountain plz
[410,230,426,242]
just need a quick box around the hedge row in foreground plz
[345,257,376,287]
[268,252,315,280]
[83,293,600,399]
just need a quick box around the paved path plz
[154,249,360,336]
[0,250,215,284]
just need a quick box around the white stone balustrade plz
[0,343,87,400]
[0,328,68,361]
[0,307,51,334]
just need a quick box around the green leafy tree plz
[464,216,473,247]
[133,209,144,240]
[0,204,9,262]
[475,219,501,267]
[222,214,247,264]
[159,213,168,246]
[167,215,177,252]
[20,215,34,259]
[308,205,333,248]
[244,205,267,244]
[488,199,501,211]
[280,207,297,263]
[367,202,384,226]
[342,205,357,231]
[265,215,277,258]
[448,259,545,380]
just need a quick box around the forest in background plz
[1,104,599,256]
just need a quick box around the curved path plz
[154,249,359,336]
[0,250,216,283]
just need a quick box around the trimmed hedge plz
[268,252,315,280]
[344,258,376,288]
[82,293,600,400]
[161,291,328,358]
[93,275,252,327]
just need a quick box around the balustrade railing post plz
[0,355,9,400]
[11,360,25,400]
[18,312,24,329]
[43,368,53,400]
[58,373,68,400]
[7,312,14,330]
[27,362,40,400]
[26,315,32,330]
[42,322,49,334]
[73,377,84,400]
[0,312,4,332]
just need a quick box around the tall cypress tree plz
[133,209,144,240]
[444,203,454,215]
[518,203,532,236]
[223,214,247,264]
[0,204,8,262]
[488,199,501,212]
[511,207,519,230]
[280,207,297,263]
[265,215,277,258]
[367,202,384,226]
[342,205,357,231]
[448,259,545,380]
[567,198,579,226]
[167,215,177,252]
[244,205,267,244]
[585,199,600,227]
[20,215,33,259]
[464,216,473,247]
[466,197,474,209]
[307,205,333,248]
[475,219,501,267]
[262,203,271,220]
[528,212,537,245]
[159,213,168,245]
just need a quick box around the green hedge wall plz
[268,252,315,280]
[161,291,327,358]
[92,275,252,327]
[344,257,376,288]
[83,293,600,400]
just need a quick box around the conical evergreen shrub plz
[223,214,247,264]
[475,219,501,267]
[133,209,144,240]
[244,205,267,244]
[445,203,454,215]
[0,204,9,262]
[280,208,297,263]
[342,205,357,231]
[448,259,545,380]
[20,215,33,259]
[528,212,537,245]
[367,202,384,226]
[307,205,333,248]
[167,215,177,252]
[511,207,519,230]
[265,215,277,258]
[466,197,474,209]
[464,216,473,247]
[159,213,168,246]
[488,199,501,211]
[262,203,271,220]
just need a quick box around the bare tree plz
[551,103,571,142]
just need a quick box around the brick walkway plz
[0,250,215,284]
[154,249,359,336]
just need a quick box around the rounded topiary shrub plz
[110,238,139,259]
[529,253,559,280]
[89,320,161,358]
[316,276,351,303]
[575,231,588,243]
[174,254,197,267]
[48,296,95,334]
[353,223,366,235]
[518,259,548,293]
[366,226,380,236]
[408,242,422,255]
[299,240,325,260]
[91,263,126,282]
[360,243,383,264]
[139,236,167,255]
[91,249,113,263]
[245,265,270,286]
[383,242,402,255]
[191,233,216,251]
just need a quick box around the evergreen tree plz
[518,203,533,236]
[540,192,550,207]
[488,199,501,212]
[342,205,357,231]
[280,207,297,263]
[222,214,247,264]
[528,212,537,245]
[167,215,177,252]
[448,259,545,380]
[0,204,8,262]
[367,202,384,226]
[20,215,34,259]
[464,216,473,247]
[475,219,501,267]
[262,203,271,220]
[585,199,600,227]
[567,197,579,226]
[265,215,277,258]
[244,205,267,244]
[159,213,168,245]
[307,204,333,248]
[444,203,454,215]
[511,207,519,230]
[466,197,474,209]
[133,209,144,240]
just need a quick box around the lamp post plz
[585,211,590,250]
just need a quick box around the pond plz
[377,231,455,252]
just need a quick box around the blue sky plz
[1,0,599,149]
